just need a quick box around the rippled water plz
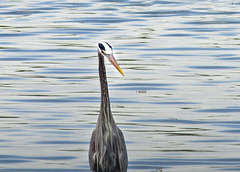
[0,0,240,171]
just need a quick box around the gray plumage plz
[89,42,128,172]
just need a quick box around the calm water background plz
[0,0,240,171]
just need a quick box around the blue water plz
[0,0,240,172]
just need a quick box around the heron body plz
[89,42,128,172]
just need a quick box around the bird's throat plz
[98,51,115,126]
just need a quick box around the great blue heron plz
[89,41,128,172]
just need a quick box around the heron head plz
[98,41,124,76]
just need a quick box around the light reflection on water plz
[0,0,240,172]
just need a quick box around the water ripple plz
[1,0,240,171]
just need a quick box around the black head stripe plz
[105,42,112,49]
[98,43,105,51]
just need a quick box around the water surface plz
[0,0,240,172]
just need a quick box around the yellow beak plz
[106,54,124,76]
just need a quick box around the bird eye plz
[98,43,105,51]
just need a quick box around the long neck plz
[98,50,115,127]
